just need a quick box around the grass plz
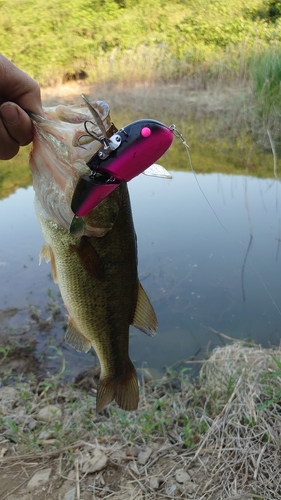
[1,1,281,189]
[249,47,281,148]
[1,340,281,498]
[0,0,281,87]
[2,1,281,198]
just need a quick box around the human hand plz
[0,54,44,160]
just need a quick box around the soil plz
[40,79,249,119]
[1,341,281,499]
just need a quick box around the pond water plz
[1,158,281,378]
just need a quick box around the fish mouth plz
[29,99,114,231]
[29,100,113,164]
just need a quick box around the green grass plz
[2,0,281,201]
[2,341,281,497]
[1,0,281,86]
[249,47,281,147]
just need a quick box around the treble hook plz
[81,93,109,146]
[84,120,104,143]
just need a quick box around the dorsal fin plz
[70,236,104,281]
[131,281,158,337]
[39,243,58,283]
[65,318,92,353]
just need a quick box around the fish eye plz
[140,126,151,138]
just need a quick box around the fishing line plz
[170,125,229,234]
[170,124,281,317]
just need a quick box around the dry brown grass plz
[1,340,281,498]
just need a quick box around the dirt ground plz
[40,79,248,119]
[1,341,281,499]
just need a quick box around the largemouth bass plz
[29,100,157,413]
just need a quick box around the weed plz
[0,0,281,87]
[0,346,12,364]
[249,46,281,147]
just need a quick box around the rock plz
[110,449,125,463]
[28,418,38,431]
[126,445,139,458]
[0,447,8,458]
[81,448,108,473]
[78,451,91,467]
[138,447,153,465]
[185,481,198,494]
[36,405,62,421]
[175,469,191,483]
[38,430,56,440]
[0,386,17,408]
[27,468,52,491]
[64,487,76,500]
[150,477,160,490]
[67,470,76,481]
[13,408,26,424]
[166,484,177,496]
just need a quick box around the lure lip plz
[72,175,120,217]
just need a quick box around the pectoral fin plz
[65,319,92,353]
[131,281,158,337]
[39,243,58,283]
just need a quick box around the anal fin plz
[131,281,158,337]
[65,319,92,353]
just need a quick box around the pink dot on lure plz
[141,126,151,138]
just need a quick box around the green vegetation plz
[1,0,281,86]
[0,147,31,200]
[1,341,281,497]
[2,0,281,200]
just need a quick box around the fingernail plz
[0,104,19,123]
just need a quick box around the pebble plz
[27,467,52,491]
[150,477,160,490]
[67,470,76,480]
[175,469,191,483]
[0,386,17,402]
[38,429,56,440]
[13,408,26,424]
[28,418,38,431]
[81,447,108,473]
[126,445,139,458]
[64,487,76,500]
[166,484,177,495]
[185,481,198,494]
[138,446,153,465]
[36,405,62,421]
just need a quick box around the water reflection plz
[0,171,281,377]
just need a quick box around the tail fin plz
[96,361,139,413]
